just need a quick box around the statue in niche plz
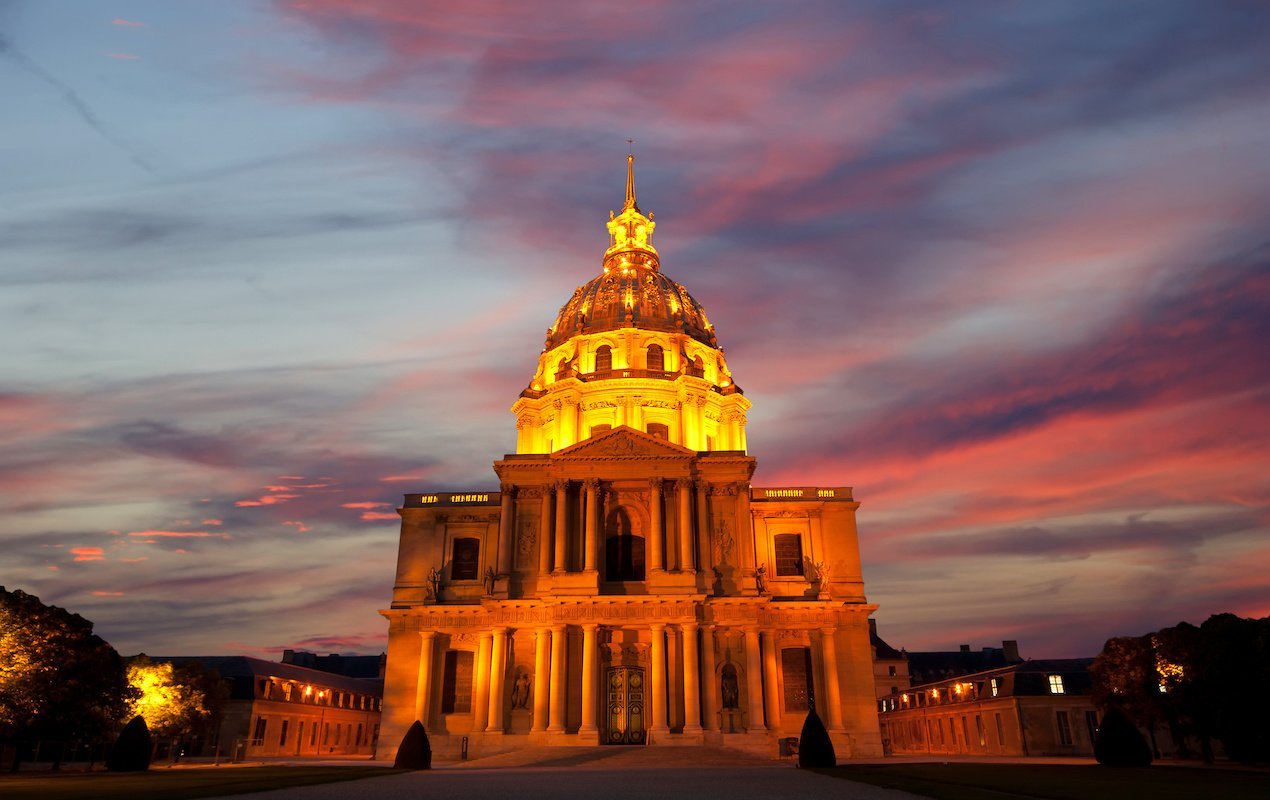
[483,566,497,596]
[721,663,740,709]
[511,670,532,710]
[427,567,441,602]
[754,564,768,595]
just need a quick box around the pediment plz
[554,426,696,460]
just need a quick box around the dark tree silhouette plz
[797,706,836,768]
[1094,706,1152,767]
[106,716,152,771]
[393,721,432,769]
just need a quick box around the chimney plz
[281,649,295,663]
[960,644,970,653]
[1003,640,1020,662]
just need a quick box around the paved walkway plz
[213,747,925,800]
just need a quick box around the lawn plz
[0,765,392,800]
[820,763,1269,800]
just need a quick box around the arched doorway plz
[605,666,646,744]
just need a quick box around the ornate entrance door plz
[605,666,646,744]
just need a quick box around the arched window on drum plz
[595,345,613,373]
[646,344,664,372]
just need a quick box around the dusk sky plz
[3,1,1267,660]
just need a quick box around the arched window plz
[451,537,480,581]
[646,344,664,372]
[773,533,803,576]
[605,508,645,581]
[595,345,612,373]
[646,423,669,440]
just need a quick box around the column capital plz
[649,477,663,491]
[583,477,600,491]
[551,622,568,633]
[500,482,517,496]
[554,479,570,492]
[676,478,694,491]
[479,630,494,641]
[649,621,667,632]
[820,626,839,636]
[491,625,509,635]
[581,622,599,632]
[680,620,699,632]
[419,630,437,641]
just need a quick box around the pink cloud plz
[282,520,310,533]
[91,591,125,597]
[127,530,231,540]
[112,18,145,27]
[341,501,390,509]
[71,547,104,562]
[379,474,424,483]
[202,518,223,525]
[235,493,300,506]
[360,511,398,521]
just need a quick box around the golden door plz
[605,666,646,744]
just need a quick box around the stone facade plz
[376,157,883,761]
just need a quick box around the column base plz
[550,570,600,595]
[575,728,600,745]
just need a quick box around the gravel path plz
[211,751,925,800]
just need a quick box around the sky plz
[2,0,1267,660]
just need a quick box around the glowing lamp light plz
[930,689,939,699]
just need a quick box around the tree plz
[106,716,151,772]
[1094,706,1152,767]
[0,587,135,770]
[127,656,225,748]
[1092,613,1270,764]
[393,721,431,769]
[797,706,836,768]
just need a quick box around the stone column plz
[538,487,553,577]
[548,624,567,732]
[472,632,493,732]
[649,623,669,735]
[414,631,436,726]
[648,478,664,572]
[681,621,702,733]
[580,623,599,734]
[532,628,550,732]
[761,631,781,730]
[677,479,694,572]
[736,485,756,585]
[497,485,515,575]
[553,481,568,574]
[485,627,508,732]
[743,627,764,732]
[583,479,599,572]
[820,627,844,731]
[695,482,711,578]
[700,625,719,731]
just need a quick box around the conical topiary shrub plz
[1094,707,1152,767]
[107,716,152,772]
[393,720,432,770]
[797,706,836,768]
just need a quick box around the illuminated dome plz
[512,155,750,455]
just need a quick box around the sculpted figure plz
[755,564,768,595]
[427,567,441,602]
[511,671,531,710]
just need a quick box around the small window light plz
[1048,675,1065,695]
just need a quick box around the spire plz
[623,152,639,212]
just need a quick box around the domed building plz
[377,158,883,761]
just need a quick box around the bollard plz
[461,736,469,760]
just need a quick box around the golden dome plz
[544,154,717,352]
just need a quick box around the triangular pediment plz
[554,425,696,460]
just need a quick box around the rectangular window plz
[995,713,1004,747]
[990,677,999,697]
[452,537,481,581]
[975,715,985,747]
[356,723,363,747]
[1085,710,1099,745]
[773,534,804,577]
[283,683,293,701]
[334,725,341,745]
[323,722,330,745]
[780,647,813,712]
[1056,711,1073,746]
[1048,674,1065,694]
[441,650,475,714]
[253,717,267,743]
[938,718,945,744]
[310,721,318,746]
[888,665,897,676]
[961,716,970,748]
[279,719,289,747]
